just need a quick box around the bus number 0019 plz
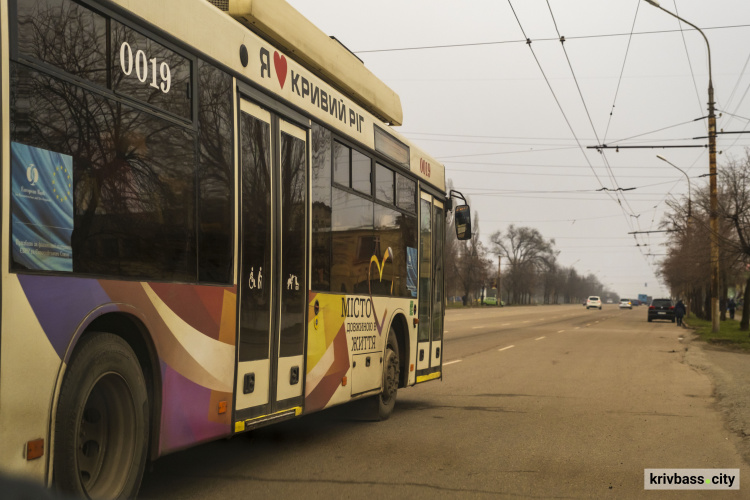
[119,42,171,93]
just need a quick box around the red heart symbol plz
[274,52,287,89]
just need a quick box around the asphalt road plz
[139,305,749,498]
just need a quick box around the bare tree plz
[490,225,558,304]
[454,213,491,304]
[659,157,745,323]
[717,151,750,329]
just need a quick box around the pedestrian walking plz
[728,298,736,320]
[675,299,686,327]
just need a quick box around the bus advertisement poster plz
[11,142,74,272]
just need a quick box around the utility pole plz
[645,0,720,333]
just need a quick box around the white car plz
[619,299,632,309]
[586,296,602,310]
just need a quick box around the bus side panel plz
[0,276,62,482]
[11,275,237,460]
[129,281,237,455]
[305,291,416,413]
[305,292,350,413]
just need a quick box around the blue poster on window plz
[11,142,74,271]
[406,246,418,297]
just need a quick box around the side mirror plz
[454,205,472,240]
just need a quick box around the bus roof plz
[213,0,403,127]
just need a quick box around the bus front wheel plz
[54,333,149,500]
[375,328,400,420]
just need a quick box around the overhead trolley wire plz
[446,169,695,179]
[719,49,750,132]
[482,213,635,223]
[606,118,702,145]
[353,24,750,54]
[505,0,613,198]
[460,178,694,195]
[436,145,579,159]
[718,109,750,123]
[403,131,724,143]
[406,119,716,146]
[602,0,641,144]
[544,0,640,226]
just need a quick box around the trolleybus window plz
[397,173,416,213]
[11,1,234,283]
[197,60,234,284]
[351,148,371,195]
[333,140,349,186]
[312,127,417,297]
[375,163,394,204]
[311,124,332,291]
[112,20,192,120]
[17,0,108,87]
[10,65,197,280]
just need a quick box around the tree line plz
[658,149,750,330]
[445,186,612,306]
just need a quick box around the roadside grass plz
[687,313,750,351]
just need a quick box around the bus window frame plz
[10,0,200,128]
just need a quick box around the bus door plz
[416,192,445,382]
[234,98,307,428]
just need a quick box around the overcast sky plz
[286,0,750,299]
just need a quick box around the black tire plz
[648,318,652,322]
[54,333,149,500]
[672,317,676,323]
[375,328,400,420]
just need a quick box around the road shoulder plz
[682,330,750,465]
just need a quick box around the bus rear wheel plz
[54,333,149,500]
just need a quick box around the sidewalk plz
[682,328,750,465]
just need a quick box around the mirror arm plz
[448,190,468,212]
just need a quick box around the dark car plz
[648,298,675,322]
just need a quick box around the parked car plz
[619,299,632,309]
[648,298,675,322]
[482,296,504,306]
[586,296,602,310]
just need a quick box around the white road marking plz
[557,330,565,333]
[523,320,530,323]
[498,345,515,352]
[472,326,486,329]
[575,327,580,330]
[443,360,462,366]
[535,336,545,340]
[501,323,511,326]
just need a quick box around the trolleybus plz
[0,0,472,497]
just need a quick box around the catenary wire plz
[544,0,640,225]
[603,0,641,144]
[353,24,750,54]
